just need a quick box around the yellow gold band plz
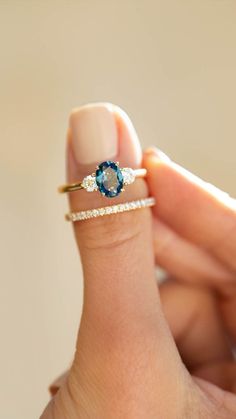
[58,182,84,193]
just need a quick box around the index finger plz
[143,148,236,273]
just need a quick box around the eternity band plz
[66,197,155,222]
[58,160,147,198]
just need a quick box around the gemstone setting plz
[81,175,98,192]
[121,168,135,185]
[96,161,123,198]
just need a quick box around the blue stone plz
[96,161,123,197]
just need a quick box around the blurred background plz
[0,1,236,418]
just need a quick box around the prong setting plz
[75,162,140,196]
[95,161,123,198]
[121,168,135,185]
[81,175,98,192]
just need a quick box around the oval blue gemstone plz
[96,161,124,197]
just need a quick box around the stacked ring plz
[66,197,155,222]
[58,160,155,222]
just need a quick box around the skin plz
[41,106,236,418]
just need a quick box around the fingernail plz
[69,103,118,165]
[145,147,171,162]
[49,371,68,397]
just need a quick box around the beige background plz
[0,1,236,418]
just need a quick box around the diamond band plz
[58,161,147,198]
[66,197,155,222]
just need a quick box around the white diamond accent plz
[66,197,155,222]
[81,175,98,192]
[121,168,135,185]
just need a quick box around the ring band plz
[58,160,147,198]
[66,197,155,222]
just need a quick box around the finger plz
[143,148,236,273]
[49,372,68,397]
[159,280,232,372]
[65,104,187,413]
[194,361,236,394]
[68,104,158,330]
[153,219,234,290]
[219,285,236,342]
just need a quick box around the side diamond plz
[121,168,135,185]
[82,175,98,192]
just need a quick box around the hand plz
[41,103,236,419]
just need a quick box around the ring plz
[65,197,155,222]
[58,160,147,198]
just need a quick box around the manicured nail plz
[145,147,171,162]
[69,103,118,165]
[49,372,68,397]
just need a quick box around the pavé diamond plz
[66,197,155,222]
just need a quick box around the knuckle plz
[76,207,149,251]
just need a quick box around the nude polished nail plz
[69,103,118,165]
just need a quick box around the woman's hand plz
[41,103,236,419]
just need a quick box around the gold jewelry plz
[66,197,155,222]
[58,160,147,198]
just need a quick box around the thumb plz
[65,104,189,416]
